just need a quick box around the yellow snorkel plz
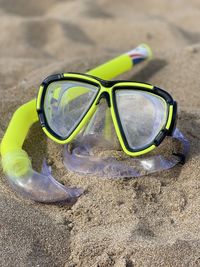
[0,44,152,203]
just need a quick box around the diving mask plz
[37,72,188,178]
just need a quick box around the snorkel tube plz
[0,44,152,203]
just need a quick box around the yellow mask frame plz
[37,72,176,157]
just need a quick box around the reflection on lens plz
[115,90,167,150]
[44,81,98,138]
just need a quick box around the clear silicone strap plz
[136,128,189,175]
[63,128,189,178]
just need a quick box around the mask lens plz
[44,80,99,138]
[115,90,167,150]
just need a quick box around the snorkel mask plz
[0,44,189,204]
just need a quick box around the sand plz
[1,0,200,266]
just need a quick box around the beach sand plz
[1,0,200,266]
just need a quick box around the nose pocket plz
[83,98,119,146]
